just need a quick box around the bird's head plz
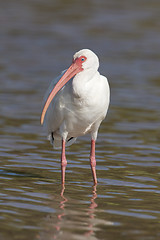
[73,49,99,72]
[41,49,99,125]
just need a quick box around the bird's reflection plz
[85,185,98,237]
[53,184,98,239]
[55,185,68,232]
[37,184,113,240]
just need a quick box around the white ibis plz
[41,49,110,185]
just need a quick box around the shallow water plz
[0,0,160,239]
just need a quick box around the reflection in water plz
[37,186,114,240]
[85,185,98,238]
[54,185,68,236]
[54,186,98,239]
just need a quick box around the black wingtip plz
[67,137,74,142]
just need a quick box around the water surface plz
[0,0,160,239]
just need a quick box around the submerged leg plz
[90,139,97,185]
[61,139,67,185]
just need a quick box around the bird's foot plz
[61,157,67,185]
[90,156,97,185]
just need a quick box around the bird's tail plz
[48,134,77,149]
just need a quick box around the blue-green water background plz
[0,0,160,239]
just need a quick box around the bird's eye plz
[81,57,85,62]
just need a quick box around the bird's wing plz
[43,69,77,149]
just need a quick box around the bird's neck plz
[71,69,100,99]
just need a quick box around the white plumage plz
[41,49,110,184]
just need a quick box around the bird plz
[41,49,110,185]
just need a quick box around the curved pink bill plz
[40,61,83,125]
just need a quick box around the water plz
[0,0,160,239]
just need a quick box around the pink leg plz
[61,139,67,185]
[90,139,97,185]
